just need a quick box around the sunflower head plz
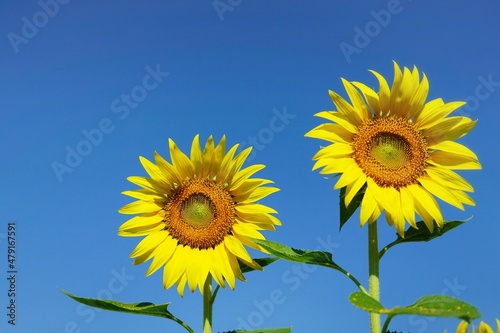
[306,62,481,236]
[118,135,281,296]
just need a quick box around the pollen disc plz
[352,117,428,188]
[164,178,235,249]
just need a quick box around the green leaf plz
[349,292,480,321]
[223,327,292,333]
[349,292,385,313]
[252,239,342,270]
[379,220,468,259]
[252,239,366,292]
[239,257,279,274]
[61,290,194,332]
[339,185,364,231]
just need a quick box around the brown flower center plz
[352,117,428,189]
[163,178,235,249]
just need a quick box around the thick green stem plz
[203,276,213,333]
[368,221,381,333]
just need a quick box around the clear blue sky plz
[1,1,499,332]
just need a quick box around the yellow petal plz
[369,69,391,114]
[207,247,225,288]
[478,321,494,333]
[352,81,380,114]
[319,157,357,174]
[399,187,416,228]
[118,200,162,215]
[121,189,162,201]
[235,203,277,214]
[424,117,477,146]
[334,164,364,190]
[127,175,167,193]
[176,272,187,297]
[429,140,479,160]
[230,178,273,194]
[119,212,163,233]
[429,151,482,170]
[168,138,193,180]
[425,166,474,192]
[305,123,354,144]
[218,143,240,182]
[190,134,203,176]
[360,185,378,227]
[237,186,280,203]
[455,320,469,333]
[139,156,170,187]
[163,246,188,290]
[214,245,236,289]
[130,231,169,258]
[418,175,464,210]
[344,172,367,207]
[145,235,177,276]
[154,151,182,184]
[186,250,202,292]
[408,72,429,118]
[232,164,266,189]
[407,184,443,230]
[313,143,353,160]
[328,90,363,127]
[416,101,466,130]
[414,98,445,124]
[341,78,370,120]
[224,235,253,263]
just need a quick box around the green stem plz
[203,276,213,333]
[381,314,395,333]
[368,221,381,333]
[172,316,195,333]
[335,265,368,294]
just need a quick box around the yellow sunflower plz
[118,135,280,296]
[305,62,481,236]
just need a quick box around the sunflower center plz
[163,178,235,249]
[370,133,411,170]
[352,117,428,189]
[180,193,216,229]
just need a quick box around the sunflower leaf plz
[339,185,364,231]
[61,290,194,331]
[239,257,279,273]
[252,239,340,269]
[252,239,366,292]
[349,292,480,321]
[379,220,467,259]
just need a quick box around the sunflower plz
[118,135,280,296]
[305,62,481,236]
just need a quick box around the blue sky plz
[1,1,499,332]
